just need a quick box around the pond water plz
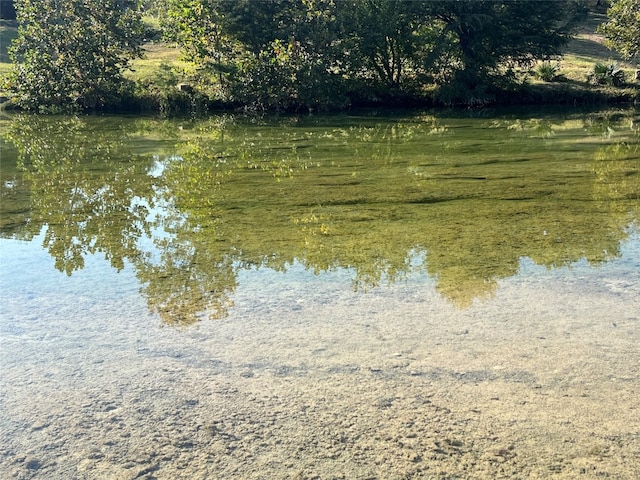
[0,108,639,479]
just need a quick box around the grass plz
[558,13,636,84]
[513,12,637,105]
[0,19,18,75]
[126,42,188,83]
[126,15,189,82]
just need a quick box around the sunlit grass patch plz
[560,12,635,84]
[0,20,17,63]
[0,19,17,77]
[127,43,189,83]
[521,12,637,103]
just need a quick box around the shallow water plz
[1,108,639,479]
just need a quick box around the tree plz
[8,0,144,111]
[163,0,231,75]
[340,0,424,89]
[430,0,584,91]
[219,0,348,109]
[598,0,640,61]
[162,0,585,108]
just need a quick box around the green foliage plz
[589,62,626,86]
[536,62,561,82]
[165,0,350,110]
[162,0,234,82]
[160,0,584,109]
[430,1,584,93]
[339,0,423,88]
[222,0,348,109]
[4,0,593,111]
[433,79,496,107]
[135,62,197,116]
[7,0,144,112]
[598,0,640,60]
[229,39,347,111]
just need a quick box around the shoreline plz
[2,83,638,116]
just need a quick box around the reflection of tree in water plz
[2,111,639,323]
[3,116,155,274]
[136,134,238,324]
[136,229,237,325]
[3,115,240,324]
[592,133,640,211]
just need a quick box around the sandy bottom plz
[1,256,639,479]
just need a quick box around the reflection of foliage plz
[136,231,237,325]
[3,114,242,324]
[592,140,640,226]
[137,120,238,324]
[598,0,640,61]
[4,115,155,274]
[166,111,640,308]
[2,110,639,323]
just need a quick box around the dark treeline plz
[3,0,637,113]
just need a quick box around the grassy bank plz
[558,13,633,80]
[525,12,637,103]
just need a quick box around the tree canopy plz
[8,0,144,111]
[599,0,640,61]
[163,0,584,108]
[6,0,588,111]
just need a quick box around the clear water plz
[1,109,639,479]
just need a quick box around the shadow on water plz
[1,108,639,324]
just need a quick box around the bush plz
[536,62,560,82]
[589,62,626,87]
[135,63,209,116]
[8,0,144,112]
[228,40,348,112]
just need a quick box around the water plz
[1,109,639,479]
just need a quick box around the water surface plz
[1,109,639,479]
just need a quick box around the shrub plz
[589,62,626,87]
[228,40,348,112]
[536,62,560,82]
[8,0,144,112]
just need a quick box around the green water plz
[1,108,639,324]
[1,109,640,479]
